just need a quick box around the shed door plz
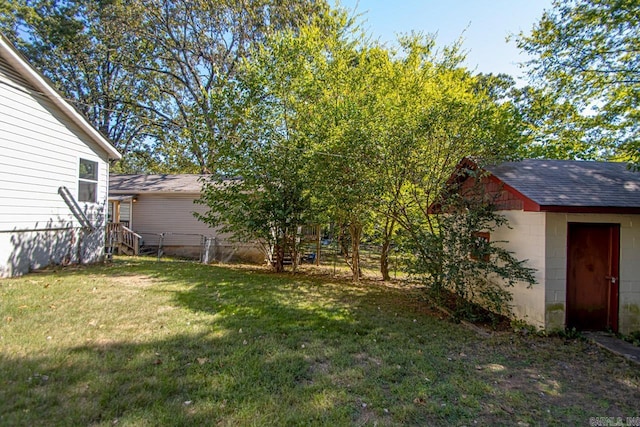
[566,223,620,331]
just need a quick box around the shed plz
[0,34,121,277]
[108,174,262,262]
[445,158,640,333]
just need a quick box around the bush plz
[405,171,537,319]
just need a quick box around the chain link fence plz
[134,231,408,280]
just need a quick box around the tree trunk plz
[338,223,353,269]
[273,243,284,273]
[380,217,395,281]
[380,239,391,281]
[291,226,299,273]
[349,222,362,282]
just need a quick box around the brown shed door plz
[566,223,620,331]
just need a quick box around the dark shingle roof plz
[110,174,207,194]
[485,159,640,208]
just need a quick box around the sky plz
[334,0,553,82]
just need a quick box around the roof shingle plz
[485,159,640,208]
[110,174,207,193]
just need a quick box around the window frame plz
[470,231,490,262]
[78,158,98,203]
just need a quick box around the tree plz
[405,168,536,318]
[516,0,640,164]
[129,0,331,173]
[195,16,333,271]
[1,0,157,170]
[196,14,527,283]
[377,42,525,275]
[308,42,390,282]
[1,0,331,173]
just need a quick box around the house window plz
[471,232,490,261]
[78,158,98,203]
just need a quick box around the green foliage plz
[516,0,640,165]
[405,169,536,317]
[618,330,640,347]
[194,15,334,271]
[0,0,331,172]
[548,327,584,340]
[512,85,607,160]
[194,15,530,281]
[1,0,156,165]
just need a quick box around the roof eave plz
[536,205,640,214]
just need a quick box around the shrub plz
[405,170,537,318]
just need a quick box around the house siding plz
[0,56,35,90]
[0,56,110,277]
[492,211,547,328]
[110,189,263,262]
[129,193,219,248]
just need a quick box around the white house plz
[108,174,263,263]
[443,158,640,334]
[0,34,121,277]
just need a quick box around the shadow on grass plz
[2,258,639,426]
[0,331,329,426]
[0,259,473,425]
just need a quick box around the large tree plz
[516,0,640,164]
[308,42,389,282]
[1,0,330,172]
[195,15,336,271]
[1,0,157,171]
[134,0,331,173]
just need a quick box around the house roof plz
[110,174,209,194]
[484,159,640,211]
[0,33,121,160]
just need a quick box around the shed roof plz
[110,174,209,194]
[0,33,121,160]
[485,159,640,211]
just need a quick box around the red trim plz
[609,225,620,332]
[485,175,541,211]
[430,158,640,215]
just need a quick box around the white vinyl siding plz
[0,58,35,90]
[0,55,111,276]
[0,60,109,232]
[130,194,222,246]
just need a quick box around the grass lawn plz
[1,258,638,426]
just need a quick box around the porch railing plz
[106,222,141,255]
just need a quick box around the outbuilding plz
[447,158,640,333]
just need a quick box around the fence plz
[297,240,409,280]
[135,232,263,264]
[129,231,407,279]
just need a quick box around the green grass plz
[1,258,638,426]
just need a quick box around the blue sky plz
[335,0,553,82]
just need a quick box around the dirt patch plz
[353,352,383,368]
[107,274,157,288]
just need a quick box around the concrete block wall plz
[492,211,547,328]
